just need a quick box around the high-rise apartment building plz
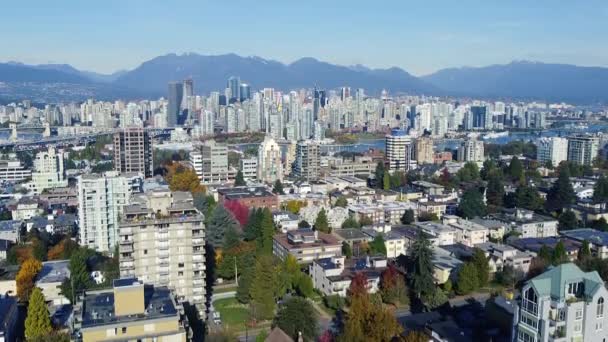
[568,135,599,166]
[536,137,568,167]
[515,263,608,342]
[239,83,251,102]
[167,81,183,127]
[78,172,131,253]
[28,146,68,193]
[458,138,485,162]
[294,140,320,181]
[190,140,229,184]
[118,190,206,317]
[227,76,240,102]
[257,135,283,184]
[386,129,414,172]
[415,136,434,165]
[113,127,153,177]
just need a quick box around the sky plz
[1,1,607,76]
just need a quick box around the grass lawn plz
[213,298,250,331]
[213,285,238,294]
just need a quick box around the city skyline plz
[1,1,607,76]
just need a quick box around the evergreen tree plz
[591,217,608,232]
[234,169,246,186]
[334,196,348,208]
[552,241,568,265]
[456,262,479,295]
[558,210,578,231]
[538,245,552,263]
[485,171,505,207]
[578,240,592,261]
[25,287,52,340]
[480,159,497,181]
[273,180,285,195]
[206,205,239,247]
[545,168,575,212]
[593,175,608,203]
[456,162,480,182]
[273,297,318,341]
[383,172,390,190]
[250,255,276,320]
[409,233,435,298]
[422,288,448,309]
[258,208,275,255]
[401,209,415,224]
[369,235,387,256]
[314,208,331,233]
[515,185,544,211]
[342,242,353,258]
[341,216,360,229]
[471,248,490,287]
[236,266,253,304]
[507,156,524,183]
[244,208,263,241]
[222,225,241,251]
[458,188,487,219]
[375,162,385,189]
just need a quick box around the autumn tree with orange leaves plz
[165,162,206,193]
[16,258,42,302]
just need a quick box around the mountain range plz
[1,53,607,104]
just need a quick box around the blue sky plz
[1,1,607,75]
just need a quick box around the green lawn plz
[213,298,250,331]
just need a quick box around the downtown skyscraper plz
[167,81,183,127]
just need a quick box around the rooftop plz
[529,263,604,300]
[510,237,581,253]
[334,228,370,241]
[36,260,70,284]
[560,228,608,247]
[217,186,275,199]
[80,285,180,329]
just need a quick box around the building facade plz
[386,129,414,172]
[294,140,320,181]
[28,147,67,193]
[190,140,230,184]
[415,136,434,165]
[567,135,599,166]
[536,137,568,167]
[113,127,154,177]
[257,135,283,183]
[458,138,485,162]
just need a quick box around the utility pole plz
[234,256,238,286]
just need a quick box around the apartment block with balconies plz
[118,189,206,318]
[515,263,608,342]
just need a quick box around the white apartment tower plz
[536,137,568,167]
[28,146,68,193]
[567,135,600,166]
[78,171,130,253]
[386,129,414,172]
[458,138,485,162]
[257,135,283,184]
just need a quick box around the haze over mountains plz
[1,53,607,104]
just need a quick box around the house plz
[310,256,387,297]
[415,222,457,246]
[475,242,534,274]
[35,260,71,306]
[272,229,342,263]
[362,228,407,259]
[490,209,558,238]
[10,197,40,221]
[471,217,507,241]
[433,246,463,284]
[560,228,608,259]
[443,215,489,247]
[272,211,300,233]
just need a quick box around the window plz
[598,297,605,318]
[121,327,127,334]
[143,249,148,255]
[574,322,582,333]
[597,322,603,331]
[522,288,538,315]
[178,263,184,268]
[576,309,583,320]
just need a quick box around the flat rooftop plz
[217,186,275,199]
[36,260,70,284]
[334,228,370,241]
[80,285,179,329]
[561,228,608,247]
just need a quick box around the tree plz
[25,287,52,340]
[456,262,479,295]
[422,288,448,309]
[401,330,429,342]
[593,175,608,203]
[235,169,246,186]
[359,215,373,226]
[61,248,93,303]
[314,208,331,233]
[515,186,544,211]
[401,209,415,224]
[274,297,318,341]
[409,233,435,298]
[456,162,480,183]
[223,200,249,227]
[375,162,386,189]
[47,238,79,260]
[545,167,575,213]
[380,265,408,305]
[342,242,353,258]
[507,156,524,183]
[16,258,42,302]
[285,200,306,214]
[193,192,216,220]
[250,255,276,320]
[485,171,505,207]
[334,196,348,208]
[471,248,489,287]
[417,212,439,222]
[166,164,205,193]
[552,241,568,265]
[273,180,285,195]
[383,172,390,190]
[390,172,404,188]
[298,220,310,229]
[558,210,578,231]
[236,266,254,304]
[458,188,487,219]
[369,235,387,256]
[206,205,240,247]
[341,216,360,229]
[222,225,241,251]
[258,208,275,255]
[244,208,264,241]
[527,257,547,279]
[578,240,591,261]
[591,218,608,232]
[480,159,498,181]
[538,245,553,263]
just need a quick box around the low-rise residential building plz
[415,222,457,246]
[239,158,257,180]
[310,256,387,297]
[510,237,581,261]
[476,242,534,274]
[0,159,31,183]
[491,209,558,238]
[10,198,40,221]
[333,229,372,247]
[217,186,279,210]
[443,215,489,247]
[362,228,407,258]
[471,218,506,241]
[272,211,300,233]
[433,246,463,284]
[561,228,608,259]
[273,229,342,263]
[36,260,70,306]
[0,221,21,243]
[411,181,445,196]
[348,201,417,225]
[72,278,190,342]
[514,263,608,342]
[415,199,447,219]
[571,201,608,224]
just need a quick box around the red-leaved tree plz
[224,200,250,227]
[348,272,369,298]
